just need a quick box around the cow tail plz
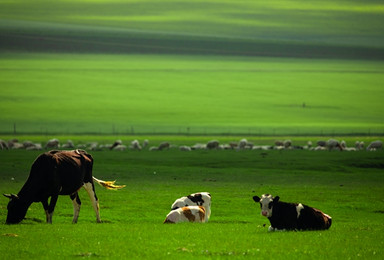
[92,176,126,190]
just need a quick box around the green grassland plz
[1,0,383,57]
[0,149,383,259]
[0,1,383,259]
[0,0,384,135]
[0,54,383,135]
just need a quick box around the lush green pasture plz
[0,54,383,135]
[0,0,383,135]
[0,149,383,259]
[0,0,383,57]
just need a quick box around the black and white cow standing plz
[3,150,125,224]
[253,194,332,231]
[171,192,211,222]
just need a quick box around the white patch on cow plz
[83,182,101,223]
[268,226,287,232]
[323,213,332,220]
[296,203,304,218]
[259,194,274,218]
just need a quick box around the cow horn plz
[3,194,19,199]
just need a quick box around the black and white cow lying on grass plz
[170,192,211,222]
[253,194,332,231]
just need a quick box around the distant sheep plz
[340,140,357,151]
[112,145,127,151]
[45,139,60,149]
[11,142,25,149]
[367,140,383,151]
[207,140,219,150]
[61,140,75,149]
[110,140,122,150]
[88,142,99,151]
[317,140,326,147]
[179,146,191,151]
[355,141,364,151]
[303,141,312,150]
[191,143,206,150]
[229,142,238,149]
[149,146,158,151]
[252,145,273,151]
[164,206,206,224]
[283,140,292,149]
[26,143,42,151]
[7,139,18,149]
[312,146,327,151]
[326,139,343,151]
[0,140,9,150]
[238,139,248,149]
[130,140,142,150]
[275,140,284,147]
[274,140,292,150]
[158,142,170,151]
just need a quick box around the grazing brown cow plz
[3,150,125,224]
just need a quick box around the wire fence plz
[1,123,384,137]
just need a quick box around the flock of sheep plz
[0,138,383,152]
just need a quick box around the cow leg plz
[42,195,58,224]
[70,192,81,224]
[41,199,50,223]
[83,182,101,223]
[46,195,59,224]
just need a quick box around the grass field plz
[0,54,383,135]
[1,0,383,57]
[0,0,384,135]
[0,1,384,258]
[0,149,383,259]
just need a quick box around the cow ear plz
[253,196,261,202]
[273,196,280,203]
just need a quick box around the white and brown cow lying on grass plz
[164,206,206,223]
[170,192,211,222]
[253,194,332,231]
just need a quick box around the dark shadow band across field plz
[1,21,383,60]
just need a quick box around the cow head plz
[253,194,279,218]
[3,194,29,224]
[171,198,186,210]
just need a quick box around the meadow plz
[0,54,383,135]
[0,0,384,135]
[0,0,384,259]
[0,148,383,259]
